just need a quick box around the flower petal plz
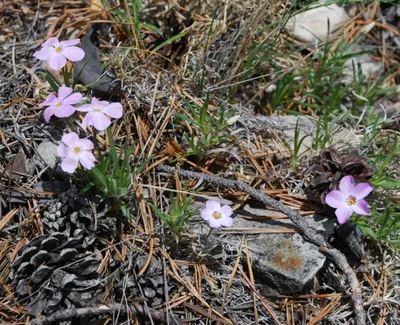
[42,37,59,47]
[62,92,83,105]
[57,143,69,158]
[335,206,354,224]
[354,183,373,200]
[76,139,94,150]
[57,86,73,100]
[48,53,67,71]
[339,175,356,195]
[33,47,52,60]
[76,104,95,112]
[98,100,110,107]
[43,107,55,123]
[61,132,79,146]
[60,39,80,47]
[352,199,370,216]
[220,205,233,219]
[61,155,79,173]
[91,97,101,105]
[62,46,85,62]
[205,200,221,212]
[79,151,96,170]
[200,208,213,221]
[40,93,58,107]
[103,103,123,118]
[218,215,233,227]
[53,104,76,118]
[81,113,94,130]
[208,218,221,228]
[325,190,346,209]
[91,112,111,131]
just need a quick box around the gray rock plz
[239,115,362,155]
[34,141,60,170]
[343,52,384,84]
[220,218,326,295]
[144,287,156,299]
[34,181,70,193]
[73,25,121,94]
[285,3,355,43]
[333,222,365,259]
[302,214,336,242]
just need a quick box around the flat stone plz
[240,115,363,156]
[343,52,384,84]
[220,218,326,295]
[286,3,353,43]
[34,141,60,170]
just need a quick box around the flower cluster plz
[34,37,123,174]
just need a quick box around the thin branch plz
[157,165,366,325]
[30,303,182,325]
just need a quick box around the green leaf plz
[152,31,187,53]
[372,177,400,190]
[120,205,132,221]
[81,181,95,193]
[63,66,71,87]
[107,128,119,173]
[148,202,169,224]
[356,223,377,240]
[138,23,163,36]
[90,167,109,196]
[43,71,60,92]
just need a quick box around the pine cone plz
[43,188,117,247]
[307,147,375,202]
[115,254,165,307]
[12,232,102,316]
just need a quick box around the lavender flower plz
[325,175,373,224]
[76,97,123,131]
[33,37,85,71]
[200,200,233,228]
[40,86,82,122]
[57,132,96,173]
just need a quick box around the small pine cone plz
[116,254,166,307]
[307,147,375,202]
[43,189,117,246]
[12,232,102,316]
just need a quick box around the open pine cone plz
[307,147,375,202]
[12,232,102,316]
[43,188,117,247]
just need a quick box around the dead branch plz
[30,303,182,325]
[157,164,366,325]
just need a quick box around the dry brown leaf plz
[90,0,104,13]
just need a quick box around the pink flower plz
[33,37,85,71]
[76,97,123,131]
[200,200,233,228]
[40,86,82,122]
[325,175,373,224]
[57,132,96,173]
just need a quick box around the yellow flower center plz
[347,196,356,205]
[55,47,62,53]
[213,212,221,220]
[93,107,102,112]
[55,102,62,107]
[73,147,81,154]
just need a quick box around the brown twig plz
[30,303,182,325]
[156,165,366,325]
